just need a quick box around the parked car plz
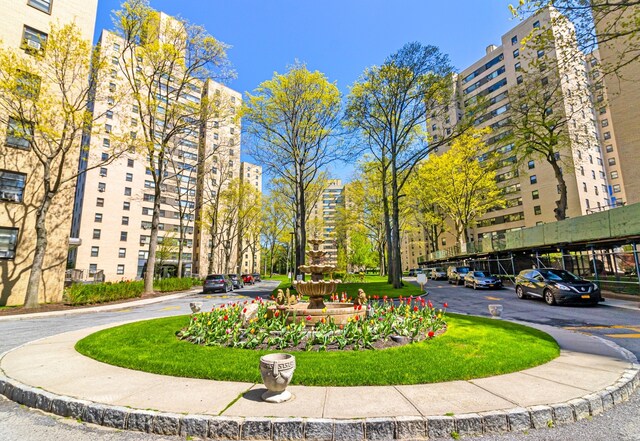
[252,273,262,282]
[447,266,471,285]
[203,274,233,293]
[241,274,255,285]
[515,268,603,306]
[464,271,503,289]
[227,274,244,289]
[408,268,418,277]
[429,267,447,280]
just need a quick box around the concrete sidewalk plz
[0,321,637,422]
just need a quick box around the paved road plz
[1,278,639,440]
[415,277,640,359]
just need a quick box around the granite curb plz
[0,363,638,440]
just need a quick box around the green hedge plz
[64,277,203,306]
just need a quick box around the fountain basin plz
[267,302,366,326]
[293,280,342,297]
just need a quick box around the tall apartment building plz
[594,4,640,205]
[0,0,98,305]
[70,18,242,282]
[421,7,609,254]
[238,161,262,274]
[309,179,344,266]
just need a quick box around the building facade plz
[0,0,99,305]
[414,7,612,263]
[308,179,344,267]
[70,19,243,282]
[238,161,262,274]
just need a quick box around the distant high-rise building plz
[238,161,262,274]
[309,179,344,267]
[0,0,99,305]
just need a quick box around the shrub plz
[64,280,144,305]
[64,277,202,305]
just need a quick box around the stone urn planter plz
[488,304,503,319]
[189,302,203,313]
[259,353,296,403]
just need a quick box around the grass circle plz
[75,313,559,386]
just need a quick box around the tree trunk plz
[24,193,53,308]
[295,171,306,279]
[390,158,403,289]
[550,158,568,221]
[144,185,162,293]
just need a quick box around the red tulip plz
[428,300,433,308]
[275,311,280,318]
[223,315,228,321]
[243,308,247,313]
[306,315,312,321]
[428,331,435,338]
[443,302,448,308]
[413,306,419,312]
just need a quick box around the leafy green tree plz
[345,42,460,288]
[418,129,504,247]
[242,63,343,278]
[113,0,231,293]
[260,193,288,277]
[0,23,123,307]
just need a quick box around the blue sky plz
[94,1,519,183]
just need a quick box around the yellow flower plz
[207,321,212,326]
[322,307,327,313]
[263,314,268,318]
[438,313,442,318]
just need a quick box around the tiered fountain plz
[268,238,366,325]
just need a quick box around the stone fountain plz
[268,238,366,325]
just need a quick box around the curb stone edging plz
[0,368,638,440]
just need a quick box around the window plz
[602,119,609,127]
[96,197,104,207]
[27,0,52,13]
[603,131,611,140]
[106,110,113,119]
[585,198,591,209]
[606,145,613,153]
[541,77,549,86]
[515,62,521,72]
[0,170,26,203]
[117,264,125,275]
[0,227,19,259]
[613,184,621,193]
[527,160,535,169]
[537,50,545,58]
[132,105,139,113]
[109,82,116,92]
[99,167,107,177]
[90,246,99,257]
[6,117,33,149]
[511,35,518,45]
[118,248,126,258]
[124,187,131,196]
[98,182,106,192]
[107,96,115,105]
[101,153,109,162]
[595,186,599,196]
[105,124,112,134]
[120,231,128,241]
[102,138,110,148]
[22,26,47,53]
[611,171,619,179]
[583,182,588,191]
[530,175,537,185]
[608,158,616,166]
[580,166,585,176]
[123,201,130,211]
[122,216,129,226]
[92,229,101,239]
[589,155,593,164]
[533,20,540,29]
[532,190,539,200]
[517,75,523,85]
[125,173,133,182]
[127,159,134,168]
[513,49,520,58]
[16,70,41,99]
[94,213,103,223]
[89,264,98,275]
[534,206,542,215]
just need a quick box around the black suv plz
[203,274,233,293]
[515,268,603,306]
[447,266,471,285]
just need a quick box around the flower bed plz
[178,296,448,351]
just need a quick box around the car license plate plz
[581,295,590,299]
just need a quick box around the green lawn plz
[75,313,559,386]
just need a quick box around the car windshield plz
[540,269,582,282]
[473,271,487,277]
[458,267,470,274]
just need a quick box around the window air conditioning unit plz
[98,188,105,192]
[26,39,41,50]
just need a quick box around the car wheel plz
[516,285,526,299]
[544,289,556,306]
